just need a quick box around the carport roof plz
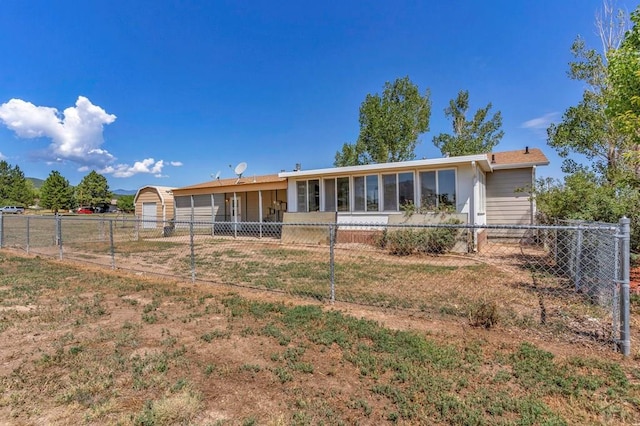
[173,174,287,192]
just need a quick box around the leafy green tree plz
[546,2,636,182]
[537,3,640,250]
[607,6,640,179]
[40,171,74,213]
[0,160,35,206]
[75,170,112,207]
[432,90,503,157]
[116,195,134,213]
[335,76,431,166]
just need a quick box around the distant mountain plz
[27,177,45,189]
[112,189,137,196]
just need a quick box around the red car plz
[77,207,94,214]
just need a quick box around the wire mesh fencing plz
[0,213,632,354]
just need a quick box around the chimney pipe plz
[491,154,496,164]
[525,146,529,154]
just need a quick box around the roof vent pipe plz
[525,146,529,154]
[491,154,496,163]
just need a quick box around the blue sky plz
[0,0,635,189]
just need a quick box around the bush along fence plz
[0,213,632,356]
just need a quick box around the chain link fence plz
[0,213,632,355]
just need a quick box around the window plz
[337,177,349,212]
[353,176,365,211]
[438,170,456,208]
[419,170,457,210]
[353,175,380,212]
[381,173,415,211]
[324,178,336,211]
[420,171,437,210]
[382,174,397,211]
[398,172,414,207]
[366,175,379,211]
[308,180,319,212]
[296,181,307,212]
[295,180,320,212]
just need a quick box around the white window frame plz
[418,168,458,211]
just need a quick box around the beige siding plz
[135,189,163,228]
[175,194,226,227]
[134,187,175,228]
[486,169,532,225]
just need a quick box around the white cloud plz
[170,161,183,167]
[0,152,5,160]
[100,158,165,178]
[521,112,559,130]
[0,96,168,179]
[0,96,117,166]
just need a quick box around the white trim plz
[491,161,549,170]
[279,154,492,178]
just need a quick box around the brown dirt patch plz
[0,251,638,425]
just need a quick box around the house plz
[134,186,176,229]
[161,147,547,242]
[279,148,549,238]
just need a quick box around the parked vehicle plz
[0,206,25,214]
[76,207,94,214]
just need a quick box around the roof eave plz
[279,155,491,178]
[490,161,550,170]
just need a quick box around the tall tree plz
[0,160,35,206]
[536,2,640,250]
[334,76,431,166]
[40,171,74,213]
[607,6,640,179]
[75,170,112,207]
[547,1,632,182]
[116,195,135,213]
[432,90,503,157]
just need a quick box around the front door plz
[230,196,242,222]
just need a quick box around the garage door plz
[142,202,157,229]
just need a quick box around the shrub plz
[468,300,499,329]
[383,221,461,256]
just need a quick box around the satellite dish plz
[214,171,220,180]
[234,162,247,177]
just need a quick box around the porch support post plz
[258,190,263,239]
[211,193,215,237]
[233,192,237,239]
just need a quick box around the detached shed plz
[134,186,176,229]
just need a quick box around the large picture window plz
[296,180,320,212]
[382,173,415,211]
[353,175,379,212]
[419,170,456,210]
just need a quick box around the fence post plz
[329,224,335,303]
[109,219,115,270]
[574,227,583,291]
[57,214,63,260]
[618,217,631,357]
[26,216,30,254]
[190,220,196,283]
[0,212,4,248]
